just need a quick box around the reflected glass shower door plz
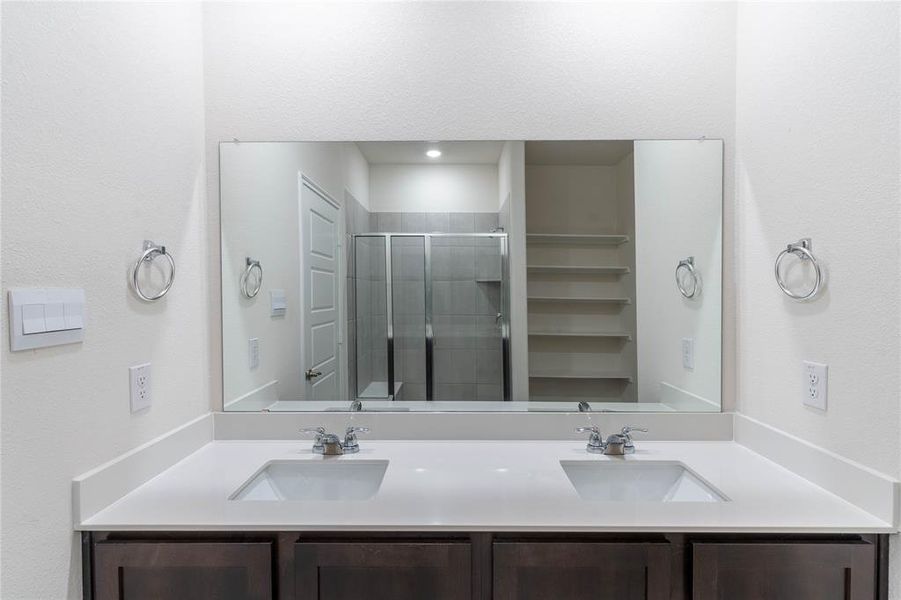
[354,233,508,402]
[391,236,427,400]
[431,234,507,401]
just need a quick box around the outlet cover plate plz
[803,361,827,411]
[129,363,152,412]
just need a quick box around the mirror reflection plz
[221,140,722,412]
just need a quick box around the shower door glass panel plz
[354,236,388,399]
[431,235,506,401]
[391,236,427,401]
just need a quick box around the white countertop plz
[77,440,894,533]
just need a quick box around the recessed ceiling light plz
[426,149,442,158]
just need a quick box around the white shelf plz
[528,331,632,340]
[528,296,631,305]
[527,233,629,246]
[527,265,630,275]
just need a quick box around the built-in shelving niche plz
[524,141,638,403]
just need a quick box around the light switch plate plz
[8,288,85,351]
[249,338,260,370]
[129,363,152,412]
[803,361,828,411]
[681,338,694,370]
[270,289,287,317]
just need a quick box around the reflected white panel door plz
[300,177,340,400]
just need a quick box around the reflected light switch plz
[270,289,287,317]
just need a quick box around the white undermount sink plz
[561,460,726,503]
[230,460,389,501]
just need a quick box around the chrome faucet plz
[301,426,370,455]
[575,426,606,454]
[575,425,647,455]
[619,426,648,454]
[349,400,363,412]
[342,426,369,453]
[578,401,591,413]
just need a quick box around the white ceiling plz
[356,141,506,165]
[525,141,634,166]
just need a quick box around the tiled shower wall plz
[344,193,376,398]
[349,209,504,400]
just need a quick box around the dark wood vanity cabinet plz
[493,540,673,600]
[85,532,888,600]
[692,541,878,600]
[91,540,272,600]
[294,541,472,600]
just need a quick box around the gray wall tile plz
[449,213,475,233]
[427,212,449,232]
[474,212,499,233]
[402,212,429,233]
[378,212,402,232]
[437,383,477,401]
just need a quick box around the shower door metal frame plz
[353,232,510,402]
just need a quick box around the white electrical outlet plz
[803,361,828,411]
[129,362,152,412]
[249,337,260,370]
[681,338,694,370]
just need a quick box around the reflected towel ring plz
[240,257,263,298]
[675,256,701,299]
[131,240,175,302]
[775,238,822,301]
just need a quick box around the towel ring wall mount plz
[131,240,175,302]
[240,257,263,298]
[774,238,822,301]
[675,256,701,299]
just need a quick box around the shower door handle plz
[305,368,322,380]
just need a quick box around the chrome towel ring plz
[775,238,822,301]
[240,257,263,298]
[131,240,175,302]
[675,256,701,299]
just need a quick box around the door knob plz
[305,368,322,380]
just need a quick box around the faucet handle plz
[620,425,648,438]
[343,426,370,453]
[300,426,327,452]
[620,426,647,452]
[575,426,605,453]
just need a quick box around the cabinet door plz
[294,541,471,600]
[93,541,272,600]
[493,541,672,600]
[692,542,876,600]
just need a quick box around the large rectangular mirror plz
[220,140,722,412]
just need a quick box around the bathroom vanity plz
[72,139,894,599]
[77,435,893,600]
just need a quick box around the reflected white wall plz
[635,140,723,409]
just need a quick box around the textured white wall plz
[202,1,739,408]
[735,1,900,478]
[734,5,900,595]
[635,140,723,408]
[0,3,208,598]
[369,164,499,213]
